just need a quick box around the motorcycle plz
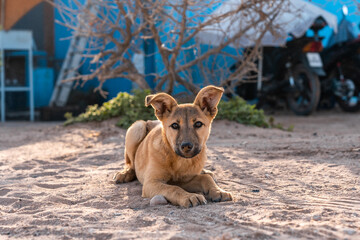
[319,17,360,112]
[230,18,326,116]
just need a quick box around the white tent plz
[196,0,338,47]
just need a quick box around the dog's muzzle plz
[175,142,201,158]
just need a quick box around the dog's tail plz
[124,120,160,169]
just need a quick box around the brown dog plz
[114,85,233,207]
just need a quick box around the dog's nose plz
[181,142,193,152]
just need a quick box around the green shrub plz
[64,90,293,131]
[217,96,293,131]
[64,89,155,128]
[217,96,270,128]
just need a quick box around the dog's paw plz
[113,168,136,184]
[179,193,207,208]
[207,188,233,202]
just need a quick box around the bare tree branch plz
[54,0,288,96]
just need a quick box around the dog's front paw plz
[207,188,233,202]
[179,193,207,208]
[113,168,136,184]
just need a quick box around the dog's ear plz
[194,85,224,118]
[145,93,178,120]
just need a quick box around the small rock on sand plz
[150,195,168,206]
[312,215,321,221]
[344,229,356,235]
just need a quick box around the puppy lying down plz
[114,85,233,207]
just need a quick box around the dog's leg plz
[142,181,207,208]
[124,120,148,167]
[114,120,150,184]
[113,152,137,183]
[178,174,233,202]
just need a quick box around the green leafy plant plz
[217,96,270,128]
[64,90,293,131]
[64,89,155,128]
[217,96,293,131]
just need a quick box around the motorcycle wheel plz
[286,64,320,116]
[333,65,360,112]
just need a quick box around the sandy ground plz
[0,110,359,239]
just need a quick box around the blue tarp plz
[327,16,356,47]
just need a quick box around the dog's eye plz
[170,123,180,130]
[194,121,203,128]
